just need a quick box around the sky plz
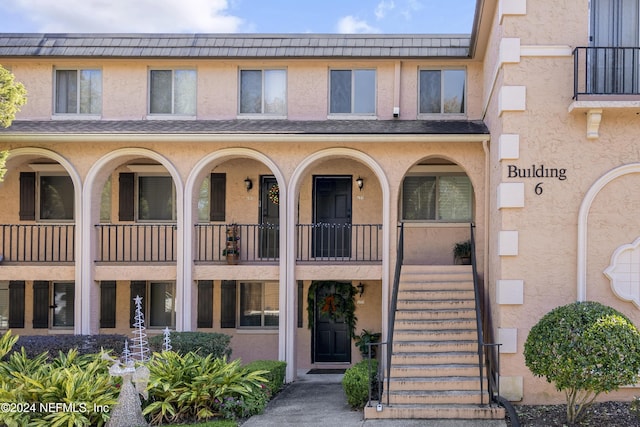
[0,0,477,34]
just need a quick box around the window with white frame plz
[39,174,74,220]
[52,282,74,328]
[329,69,376,114]
[54,69,102,115]
[0,282,8,329]
[419,69,466,115]
[402,174,472,222]
[149,281,175,328]
[149,69,196,115]
[240,69,287,115]
[137,175,175,221]
[239,281,279,328]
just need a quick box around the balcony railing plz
[574,46,640,99]
[195,223,279,263]
[0,224,75,262]
[296,223,382,262]
[95,224,177,262]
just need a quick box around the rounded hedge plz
[524,301,640,394]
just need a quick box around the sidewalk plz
[241,371,508,427]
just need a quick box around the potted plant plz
[453,239,472,265]
[354,329,381,359]
[223,224,240,264]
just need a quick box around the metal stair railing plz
[384,222,404,406]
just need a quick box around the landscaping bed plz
[508,401,638,426]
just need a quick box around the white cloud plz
[10,0,244,33]
[400,0,423,21]
[375,1,395,20]
[336,16,379,34]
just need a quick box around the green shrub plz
[0,331,118,427]
[342,359,378,409]
[244,360,287,396]
[143,351,268,424]
[12,334,127,359]
[524,301,640,424]
[148,331,231,358]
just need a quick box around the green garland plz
[307,281,357,339]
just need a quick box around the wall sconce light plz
[356,176,364,191]
[244,177,253,191]
[357,282,365,297]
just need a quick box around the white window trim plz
[146,68,197,118]
[328,68,377,117]
[238,281,279,330]
[237,68,288,118]
[52,67,102,118]
[417,67,467,120]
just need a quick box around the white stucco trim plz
[183,148,287,360]
[520,45,573,57]
[499,86,527,115]
[499,134,520,160]
[7,147,84,334]
[499,0,526,22]
[577,163,640,301]
[288,148,391,383]
[83,148,184,333]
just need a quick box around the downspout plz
[483,139,490,294]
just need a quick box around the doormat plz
[306,369,346,374]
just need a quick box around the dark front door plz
[313,176,352,258]
[260,176,279,259]
[313,281,352,363]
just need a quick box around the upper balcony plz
[571,47,640,139]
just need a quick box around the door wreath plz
[268,184,279,205]
[307,281,357,338]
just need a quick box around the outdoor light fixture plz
[244,177,253,191]
[356,176,364,191]
[357,282,365,297]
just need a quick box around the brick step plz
[390,363,481,378]
[397,299,476,310]
[399,279,474,291]
[394,329,477,341]
[387,389,489,405]
[397,289,475,301]
[393,339,478,353]
[364,403,505,420]
[391,351,478,365]
[388,376,482,392]
[395,308,476,320]
[394,318,477,331]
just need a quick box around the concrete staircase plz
[364,265,505,420]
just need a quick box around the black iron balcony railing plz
[195,223,279,263]
[296,223,382,262]
[574,46,640,99]
[95,224,177,262]
[0,224,75,262]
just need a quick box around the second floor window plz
[330,69,376,114]
[54,69,102,115]
[149,69,196,115]
[419,69,466,115]
[240,69,287,115]
[138,175,175,221]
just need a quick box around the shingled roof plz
[0,33,472,59]
[0,119,489,136]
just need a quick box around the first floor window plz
[150,281,174,328]
[330,69,376,114]
[402,175,472,222]
[52,282,74,327]
[239,281,279,327]
[0,282,8,329]
[149,69,196,115]
[240,69,287,115]
[419,69,466,115]
[55,69,102,115]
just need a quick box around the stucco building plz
[1,0,639,420]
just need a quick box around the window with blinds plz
[402,174,472,222]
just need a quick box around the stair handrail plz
[385,222,404,406]
[469,222,488,405]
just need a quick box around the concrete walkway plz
[241,371,509,427]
